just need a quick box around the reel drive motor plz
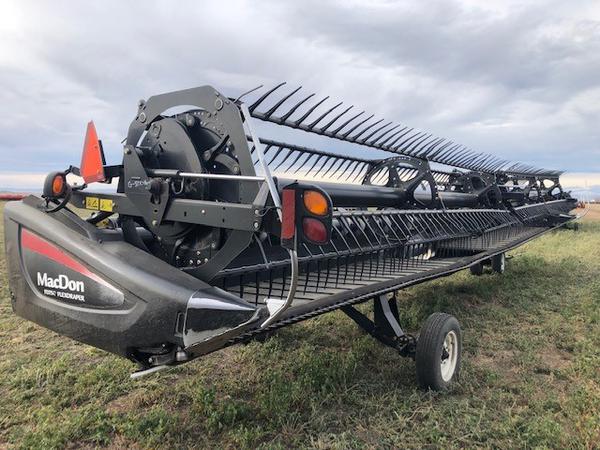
[3,83,577,389]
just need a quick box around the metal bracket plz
[342,295,416,358]
[374,294,404,337]
[240,103,298,328]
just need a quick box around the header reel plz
[43,84,575,281]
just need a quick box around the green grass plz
[1,200,599,449]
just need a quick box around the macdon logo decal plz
[37,272,86,302]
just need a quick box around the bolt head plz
[139,112,147,123]
[151,123,161,137]
[151,220,158,226]
[185,114,196,127]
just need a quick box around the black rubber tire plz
[491,253,505,274]
[469,262,484,276]
[416,313,462,391]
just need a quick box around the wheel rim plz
[440,330,458,382]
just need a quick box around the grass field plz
[0,201,599,449]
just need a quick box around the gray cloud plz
[0,0,599,184]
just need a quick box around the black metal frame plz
[341,295,416,358]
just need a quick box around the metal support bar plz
[340,304,398,348]
[374,294,404,337]
[342,295,416,358]
[241,103,283,217]
[71,192,262,232]
[240,103,298,328]
[147,169,266,182]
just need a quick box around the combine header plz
[3,84,576,389]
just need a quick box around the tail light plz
[281,184,332,249]
[302,217,328,243]
[303,190,329,216]
[43,172,68,199]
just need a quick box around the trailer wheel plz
[416,313,462,391]
[469,262,484,276]
[491,253,505,274]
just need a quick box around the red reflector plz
[302,218,328,244]
[281,189,296,240]
[80,121,106,184]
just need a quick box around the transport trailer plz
[3,84,577,390]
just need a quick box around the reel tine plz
[332,110,365,135]
[400,131,427,154]
[272,148,297,172]
[322,157,345,178]
[452,149,477,166]
[280,92,315,122]
[314,156,337,178]
[308,155,328,177]
[392,129,421,151]
[267,146,285,165]
[351,118,384,140]
[233,84,264,103]
[428,141,454,160]
[371,123,401,145]
[420,137,445,157]
[363,122,393,144]
[263,86,302,119]
[413,135,439,157]
[344,161,363,182]
[379,126,407,147]
[249,82,286,113]
[308,101,343,129]
[437,144,463,163]
[320,105,354,132]
[293,153,317,175]
[407,133,433,155]
[441,146,467,166]
[386,127,413,149]
[342,114,374,138]
[294,96,330,125]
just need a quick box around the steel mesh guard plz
[210,200,576,305]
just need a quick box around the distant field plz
[0,201,598,449]
[576,203,600,222]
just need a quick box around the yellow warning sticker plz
[99,199,113,212]
[85,196,99,210]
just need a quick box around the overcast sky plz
[1,0,599,195]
